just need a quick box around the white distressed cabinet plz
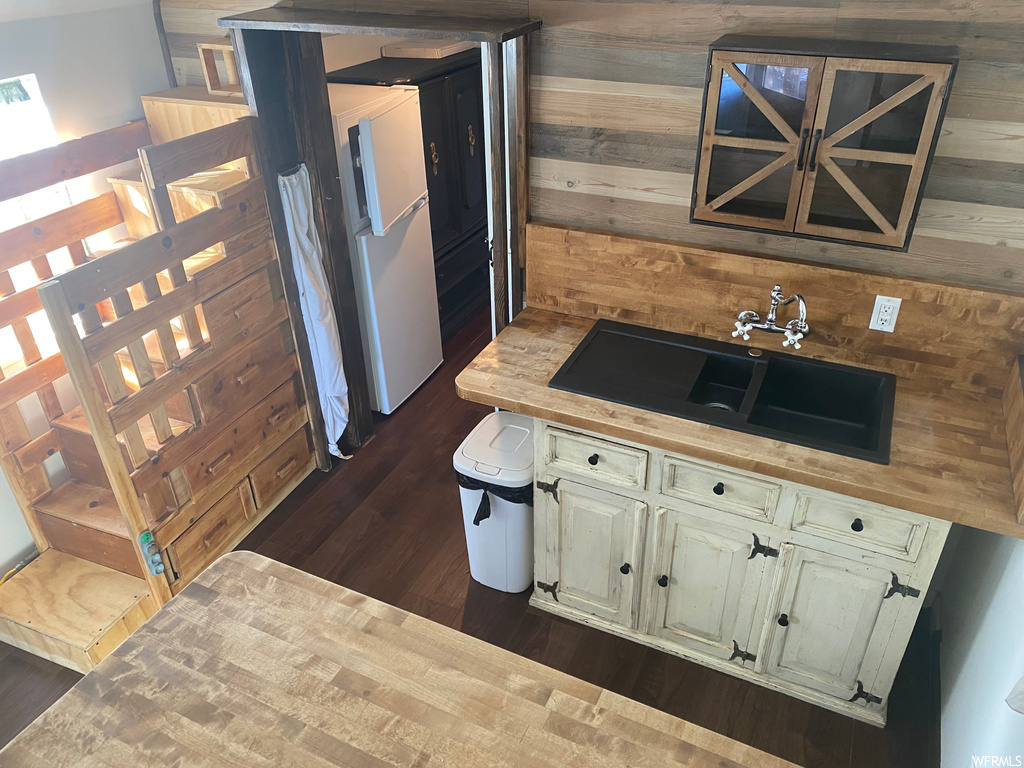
[531,420,950,726]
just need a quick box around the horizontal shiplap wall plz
[528,0,1024,291]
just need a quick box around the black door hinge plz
[536,478,560,503]
[849,680,883,706]
[884,572,921,599]
[536,580,559,602]
[728,640,756,664]
[748,533,779,560]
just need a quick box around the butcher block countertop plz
[456,307,1024,541]
[0,551,797,768]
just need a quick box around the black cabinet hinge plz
[884,572,921,600]
[747,533,779,560]
[728,640,756,664]
[849,680,883,706]
[536,478,560,503]
[536,580,559,602]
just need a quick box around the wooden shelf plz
[33,480,130,539]
[218,6,541,43]
[0,550,155,672]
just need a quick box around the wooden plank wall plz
[528,0,1024,291]
[159,0,1023,291]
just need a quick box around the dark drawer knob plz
[713,482,725,496]
[851,518,864,532]
[620,563,631,575]
[778,613,789,627]
[588,453,599,466]
[657,575,669,588]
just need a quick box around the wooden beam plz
[504,34,528,319]
[230,27,373,457]
[139,117,256,188]
[0,121,151,202]
[482,41,509,335]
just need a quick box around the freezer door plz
[356,202,443,414]
[358,89,429,236]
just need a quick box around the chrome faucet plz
[731,284,809,349]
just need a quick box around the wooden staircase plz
[0,115,316,672]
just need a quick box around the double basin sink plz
[548,319,896,463]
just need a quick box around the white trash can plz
[454,412,534,593]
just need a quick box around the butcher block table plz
[1,552,796,768]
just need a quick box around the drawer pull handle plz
[236,364,260,387]
[275,458,297,479]
[777,613,789,627]
[205,450,232,475]
[657,574,668,588]
[267,404,289,424]
[713,482,725,496]
[851,518,864,532]
[588,453,599,466]
[202,518,228,549]
[620,563,631,575]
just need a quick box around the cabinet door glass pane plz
[715,63,810,141]
[807,158,911,233]
[825,71,934,154]
[708,146,794,220]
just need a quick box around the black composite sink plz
[548,319,896,463]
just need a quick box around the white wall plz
[940,527,1024,767]
[0,1,170,573]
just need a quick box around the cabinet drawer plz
[167,480,254,586]
[435,227,487,296]
[544,427,648,492]
[202,266,279,345]
[193,326,297,425]
[661,456,780,521]
[250,428,313,507]
[791,493,926,562]
[184,379,304,510]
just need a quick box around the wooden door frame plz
[794,58,953,248]
[693,51,824,232]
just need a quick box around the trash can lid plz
[453,411,533,487]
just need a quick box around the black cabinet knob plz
[851,518,864,532]
[588,453,599,466]
[620,563,631,575]
[778,613,789,627]
[713,482,725,496]
[657,575,669,588]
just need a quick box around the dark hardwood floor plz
[0,310,939,767]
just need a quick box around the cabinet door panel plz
[450,64,487,233]
[694,52,824,231]
[764,545,905,705]
[536,478,646,628]
[648,504,774,666]
[418,79,459,251]
[794,58,951,248]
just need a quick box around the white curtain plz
[277,164,349,457]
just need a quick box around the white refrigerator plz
[329,84,443,415]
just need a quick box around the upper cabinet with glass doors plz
[692,36,958,250]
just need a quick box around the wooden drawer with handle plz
[661,455,780,522]
[192,325,297,424]
[202,266,280,345]
[250,427,313,508]
[791,492,927,562]
[543,426,649,492]
[183,378,305,511]
[167,480,255,588]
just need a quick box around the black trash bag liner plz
[455,470,533,526]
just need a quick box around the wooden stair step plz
[52,405,191,448]
[0,549,155,673]
[33,480,131,539]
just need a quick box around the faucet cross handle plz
[783,328,804,350]
[732,320,753,341]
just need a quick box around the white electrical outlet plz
[869,295,902,332]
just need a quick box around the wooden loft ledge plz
[217,6,541,42]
